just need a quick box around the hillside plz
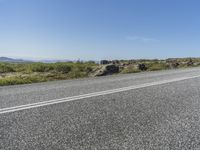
[0,57,31,63]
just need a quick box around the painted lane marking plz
[1,75,200,114]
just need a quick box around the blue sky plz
[0,0,200,60]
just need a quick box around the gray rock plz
[100,60,111,65]
[187,58,194,66]
[138,64,147,71]
[93,64,119,76]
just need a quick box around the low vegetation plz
[0,62,97,86]
[0,58,200,86]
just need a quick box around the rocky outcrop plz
[100,60,111,65]
[138,64,147,71]
[92,64,119,76]
[187,59,194,66]
[169,62,179,69]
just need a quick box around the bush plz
[121,67,140,74]
[67,71,88,78]
[148,63,170,71]
[0,64,15,73]
[0,76,47,86]
[54,63,72,73]
[27,63,55,72]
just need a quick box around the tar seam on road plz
[1,75,200,114]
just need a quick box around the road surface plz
[1,67,200,149]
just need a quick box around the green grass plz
[0,62,96,73]
[0,62,97,86]
[0,76,47,86]
[147,62,170,71]
[121,66,141,74]
[0,63,16,73]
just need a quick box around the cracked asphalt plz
[1,68,200,149]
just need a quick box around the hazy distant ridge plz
[0,57,32,63]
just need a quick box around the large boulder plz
[138,64,147,71]
[93,64,119,76]
[169,62,179,69]
[112,60,120,65]
[187,58,194,66]
[100,60,111,65]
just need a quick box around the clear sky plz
[0,0,200,60]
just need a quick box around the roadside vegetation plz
[0,62,97,86]
[0,58,200,86]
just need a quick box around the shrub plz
[24,64,42,72]
[121,67,140,74]
[67,71,88,78]
[0,75,47,86]
[148,63,170,71]
[54,63,72,73]
[0,64,15,73]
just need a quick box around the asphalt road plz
[1,67,200,149]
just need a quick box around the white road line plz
[1,75,200,114]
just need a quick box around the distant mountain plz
[0,57,72,63]
[0,57,32,63]
[40,59,72,63]
[0,57,95,63]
